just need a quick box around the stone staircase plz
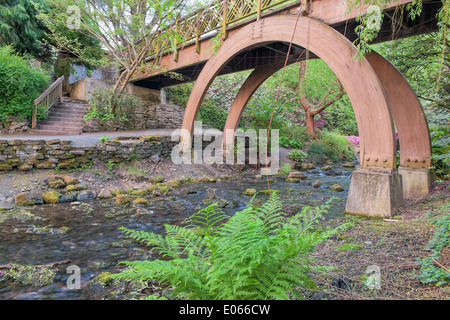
[29,97,88,135]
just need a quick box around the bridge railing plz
[150,0,301,58]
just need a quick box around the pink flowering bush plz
[345,136,360,146]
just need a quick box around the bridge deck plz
[131,0,440,89]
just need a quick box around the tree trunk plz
[305,109,316,137]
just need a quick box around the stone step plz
[37,124,83,131]
[60,97,86,104]
[50,106,88,112]
[49,110,87,117]
[28,129,81,135]
[46,115,85,121]
[39,119,85,126]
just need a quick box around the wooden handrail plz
[32,75,64,129]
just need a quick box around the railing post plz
[173,19,179,62]
[31,104,37,129]
[222,0,228,40]
[195,12,201,53]
[257,0,262,20]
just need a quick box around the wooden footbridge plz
[129,0,442,217]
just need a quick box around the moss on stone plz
[116,194,130,205]
[330,184,344,192]
[133,197,148,205]
[14,193,34,206]
[131,188,148,196]
[244,188,257,196]
[96,272,113,286]
[43,191,59,204]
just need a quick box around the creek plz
[0,164,353,300]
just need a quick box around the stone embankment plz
[0,135,175,172]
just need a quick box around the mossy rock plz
[14,193,35,206]
[111,188,127,196]
[62,176,80,185]
[35,161,54,169]
[97,189,112,199]
[96,272,113,286]
[166,179,181,187]
[65,184,87,192]
[116,194,130,205]
[150,176,164,183]
[17,163,33,171]
[43,191,60,204]
[321,165,333,171]
[244,188,257,196]
[133,197,148,205]
[312,180,322,188]
[342,162,355,168]
[330,184,344,192]
[48,177,66,189]
[0,162,13,171]
[131,188,148,196]
[287,172,307,180]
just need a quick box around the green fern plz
[111,196,351,300]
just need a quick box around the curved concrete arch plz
[365,51,432,167]
[180,16,397,168]
[366,51,434,199]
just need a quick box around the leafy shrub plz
[307,141,334,164]
[84,86,142,121]
[0,46,50,122]
[320,97,358,136]
[165,82,192,107]
[111,196,350,300]
[429,125,450,180]
[416,202,450,286]
[198,99,229,130]
[320,131,356,161]
[280,125,312,148]
[287,149,308,162]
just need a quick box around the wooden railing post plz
[222,0,228,40]
[257,0,262,20]
[32,75,65,129]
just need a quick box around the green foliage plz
[279,125,312,148]
[165,82,192,107]
[54,55,72,78]
[198,99,229,131]
[279,162,292,175]
[99,135,111,143]
[0,45,50,122]
[0,0,50,58]
[429,125,450,180]
[307,141,334,164]
[319,131,356,162]
[287,149,308,162]
[375,32,449,120]
[416,202,450,286]
[321,96,358,136]
[84,86,142,121]
[112,196,350,300]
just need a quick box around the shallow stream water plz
[0,164,353,300]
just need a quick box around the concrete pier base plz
[398,166,434,200]
[345,167,404,218]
